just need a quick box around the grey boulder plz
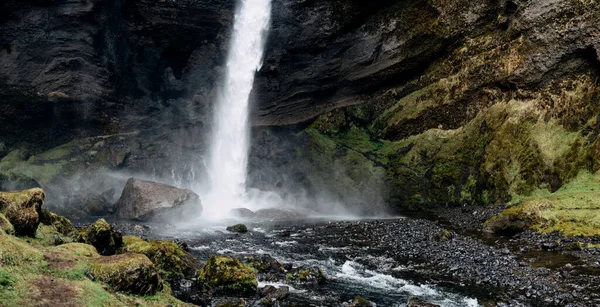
[115,178,202,222]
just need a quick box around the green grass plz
[500,171,600,237]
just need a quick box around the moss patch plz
[197,256,257,296]
[119,236,199,282]
[88,253,162,295]
[0,216,185,306]
[487,172,600,237]
[0,188,44,237]
[77,218,123,255]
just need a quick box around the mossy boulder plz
[285,266,326,285]
[120,236,200,282]
[39,209,78,237]
[0,188,44,237]
[245,254,285,282]
[197,256,258,296]
[350,296,373,307]
[0,213,15,235]
[89,253,162,295]
[226,223,248,233]
[76,218,123,255]
[431,229,452,242]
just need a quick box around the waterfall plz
[203,0,272,217]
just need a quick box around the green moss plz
[0,213,15,235]
[120,236,198,282]
[197,256,257,296]
[0,188,44,237]
[89,253,161,295]
[487,172,600,236]
[226,224,249,233]
[33,224,74,247]
[77,218,123,255]
[39,209,78,237]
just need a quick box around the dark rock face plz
[0,0,599,213]
[115,178,202,221]
[0,0,234,153]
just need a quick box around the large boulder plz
[197,256,258,296]
[88,253,162,295]
[119,236,200,282]
[0,188,44,237]
[115,178,202,222]
[76,218,123,255]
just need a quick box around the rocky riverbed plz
[111,208,600,307]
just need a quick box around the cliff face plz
[250,0,600,212]
[1,0,599,214]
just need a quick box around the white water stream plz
[202,0,272,218]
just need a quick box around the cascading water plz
[202,0,272,218]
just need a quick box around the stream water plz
[155,217,481,306]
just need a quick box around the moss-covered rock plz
[285,266,326,285]
[0,188,44,237]
[39,209,78,237]
[89,253,162,295]
[431,229,452,242]
[119,236,200,282]
[0,225,186,306]
[0,213,15,235]
[350,296,373,307]
[197,256,258,296]
[226,223,248,233]
[76,218,123,255]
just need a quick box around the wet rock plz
[76,218,123,255]
[226,223,248,233]
[197,255,258,296]
[254,208,305,219]
[246,254,285,281]
[115,178,202,222]
[0,188,44,237]
[349,296,373,306]
[258,285,290,300]
[119,236,200,282]
[88,253,162,295]
[230,208,255,218]
[407,297,440,307]
[285,265,326,285]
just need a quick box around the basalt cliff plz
[1,0,600,228]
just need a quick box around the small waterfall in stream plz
[203,0,272,218]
